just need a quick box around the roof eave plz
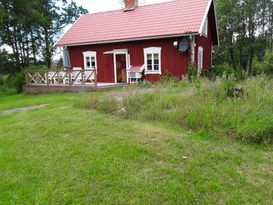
[55,32,200,47]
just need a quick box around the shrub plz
[159,70,179,86]
[253,51,273,75]
[138,80,151,88]
[7,71,25,93]
[84,95,119,115]
[187,63,197,82]
[120,77,273,144]
[0,75,4,86]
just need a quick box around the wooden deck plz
[24,83,125,94]
[24,70,126,93]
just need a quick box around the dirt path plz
[2,104,49,115]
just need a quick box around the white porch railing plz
[25,69,97,86]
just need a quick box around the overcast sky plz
[75,0,171,13]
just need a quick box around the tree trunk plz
[44,28,52,69]
[30,30,37,63]
[247,47,254,76]
[228,31,236,68]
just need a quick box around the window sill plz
[145,71,161,75]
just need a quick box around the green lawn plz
[0,85,272,204]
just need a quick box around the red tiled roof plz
[56,0,211,46]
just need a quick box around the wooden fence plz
[25,69,97,86]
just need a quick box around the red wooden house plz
[55,0,219,84]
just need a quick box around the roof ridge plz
[82,0,176,16]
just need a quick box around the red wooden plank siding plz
[68,37,190,83]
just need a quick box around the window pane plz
[147,59,152,65]
[91,57,96,68]
[154,65,159,70]
[153,54,159,71]
[146,54,153,70]
[86,57,91,68]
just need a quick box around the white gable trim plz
[199,0,212,35]
[198,0,219,45]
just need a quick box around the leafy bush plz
[25,64,48,71]
[138,80,151,88]
[7,71,25,93]
[0,74,16,93]
[158,70,179,86]
[187,63,197,81]
[0,75,4,86]
[84,95,118,114]
[253,51,273,75]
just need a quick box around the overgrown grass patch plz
[84,76,273,144]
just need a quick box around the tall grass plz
[84,76,273,144]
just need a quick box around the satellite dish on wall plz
[178,39,189,52]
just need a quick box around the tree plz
[0,0,88,73]
[39,0,88,68]
[215,0,273,75]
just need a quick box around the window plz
[197,47,204,74]
[144,47,161,74]
[83,51,97,69]
[202,18,208,37]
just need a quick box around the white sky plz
[1,0,171,59]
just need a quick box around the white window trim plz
[144,47,162,75]
[83,51,97,70]
[197,46,204,75]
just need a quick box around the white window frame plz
[144,47,162,75]
[83,51,97,70]
[197,46,204,75]
[202,18,208,37]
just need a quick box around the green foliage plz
[215,0,273,75]
[0,75,16,94]
[138,79,151,88]
[118,76,273,144]
[7,71,25,93]
[187,63,197,81]
[0,0,88,72]
[25,64,48,71]
[253,51,273,75]
[159,69,179,86]
[84,95,118,114]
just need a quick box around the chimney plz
[124,0,138,11]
